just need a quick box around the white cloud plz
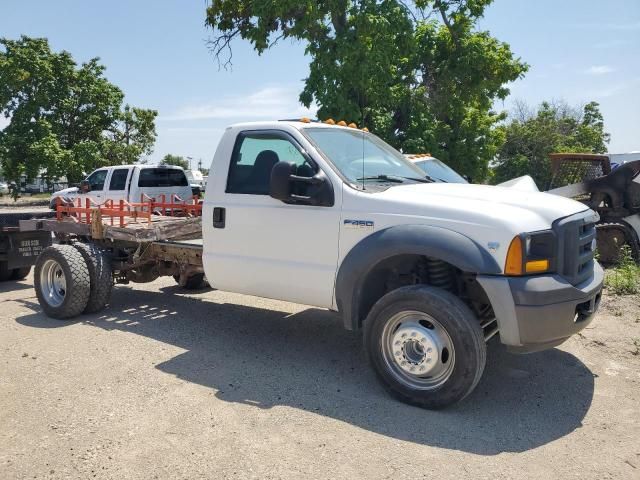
[160,85,316,122]
[604,21,640,31]
[0,115,10,130]
[572,21,640,31]
[585,65,615,75]
[585,78,640,98]
[593,39,630,49]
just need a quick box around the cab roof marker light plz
[324,118,335,125]
[299,117,311,123]
[348,122,358,128]
[362,127,369,132]
[337,120,347,126]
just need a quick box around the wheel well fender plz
[334,224,501,330]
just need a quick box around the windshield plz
[304,128,427,186]
[413,158,468,183]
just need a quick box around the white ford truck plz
[27,119,604,409]
[49,164,193,208]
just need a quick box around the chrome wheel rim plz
[40,259,67,307]
[381,311,456,390]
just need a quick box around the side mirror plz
[269,161,334,207]
[79,180,91,193]
[269,161,294,201]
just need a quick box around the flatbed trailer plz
[19,197,207,318]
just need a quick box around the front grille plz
[554,211,598,285]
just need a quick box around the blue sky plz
[1,0,638,166]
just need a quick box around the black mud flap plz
[0,231,53,269]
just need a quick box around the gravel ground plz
[1,274,639,479]
[0,205,52,214]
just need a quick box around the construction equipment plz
[547,153,640,264]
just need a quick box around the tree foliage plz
[205,0,527,179]
[492,100,610,187]
[0,36,157,185]
[160,154,189,170]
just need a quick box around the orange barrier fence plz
[55,195,202,228]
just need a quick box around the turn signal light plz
[525,259,550,273]
[505,236,523,275]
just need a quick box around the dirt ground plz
[1,274,639,479]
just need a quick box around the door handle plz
[213,207,225,228]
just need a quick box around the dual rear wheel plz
[34,244,112,319]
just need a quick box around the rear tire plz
[34,245,90,319]
[0,261,11,281]
[72,242,112,314]
[10,267,31,280]
[364,285,486,409]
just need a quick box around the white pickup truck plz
[29,119,604,409]
[50,164,193,208]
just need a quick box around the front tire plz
[364,285,486,409]
[34,245,90,319]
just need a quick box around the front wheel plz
[364,285,486,409]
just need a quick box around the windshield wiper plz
[405,176,433,183]
[356,174,435,184]
[357,174,405,183]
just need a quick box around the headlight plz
[505,230,556,275]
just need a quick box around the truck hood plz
[496,175,540,192]
[371,182,589,230]
[51,186,78,197]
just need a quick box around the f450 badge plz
[344,219,374,230]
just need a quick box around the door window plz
[227,133,312,195]
[87,170,108,191]
[108,169,129,190]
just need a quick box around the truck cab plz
[202,119,604,408]
[50,165,193,208]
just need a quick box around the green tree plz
[492,100,610,187]
[160,154,189,170]
[0,36,157,187]
[205,0,527,180]
[102,105,158,165]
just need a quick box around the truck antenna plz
[361,128,365,191]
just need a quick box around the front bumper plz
[476,262,604,353]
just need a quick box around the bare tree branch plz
[433,0,460,48]
[206,28,241,70]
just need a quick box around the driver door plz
[204,130,341,308]
[79,169,108,205]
